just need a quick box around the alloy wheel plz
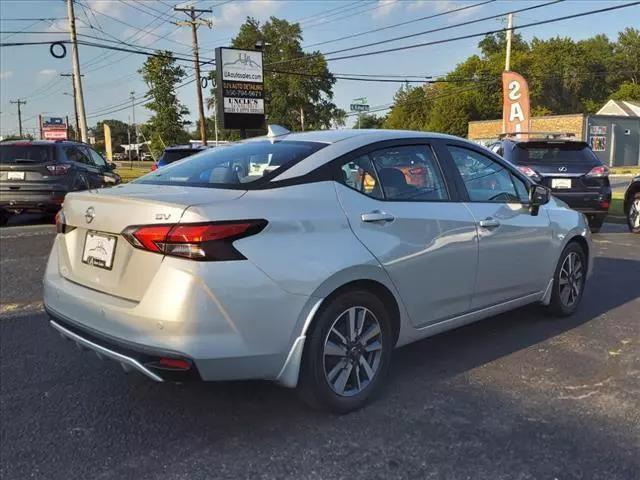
[559,252,584,308]
[322,306,383,397]
[629,199,640,230]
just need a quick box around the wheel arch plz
[624,183,640,214]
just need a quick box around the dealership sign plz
[40,116,68,140]
[502,71,530,139]
[215,47,265,130]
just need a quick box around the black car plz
[151,144,209,171]
[624,174,640,234]
[489,136,611,232]
[0,140,120,225]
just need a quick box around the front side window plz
[87,148,107,168]
[369,145,449,201]
[449,146,524,203]
[135,140,326,188]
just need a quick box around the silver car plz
[44,128,592,412]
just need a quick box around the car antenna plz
[267,124,290,139]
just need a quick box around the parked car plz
[624,174,640,233]
[0,140,120,225]
[44,128,592,412]
[150,144,208,171]
[489,136,611,232]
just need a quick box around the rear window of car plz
[513,142,598,164]
[161,149,202,165]
[0,145,55,164]
[135,140,326,188]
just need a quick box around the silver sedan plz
[44,128,592,412]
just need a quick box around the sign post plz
[350,97,370,129]
[215,47,266,137]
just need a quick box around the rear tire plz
[547,242,587,317]
[298,290,393,413]
[588,215,604,234]
[0,210,9,226]
[626,192,640,234]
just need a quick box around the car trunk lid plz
[57,184,245,301]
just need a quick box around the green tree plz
[94,119,132,150]
[613,27,640,85]
[610,82,640,101]
[139,51,190,154]
[231,17,341,130]
[356,113,385,129]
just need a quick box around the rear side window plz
[514,142,598,164]
[136,140,325,188]
[0,145,55,164]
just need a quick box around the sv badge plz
[155,213,171,220]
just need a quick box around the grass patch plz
[116,166,149,183]
[611,191,625,217]
[610,166,640,175]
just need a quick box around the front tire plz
[298,290,394,413]
[626,192,640,234]
[547,242,587,317]
[588,215,604,234]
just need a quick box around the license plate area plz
[551,178,572,189]
[7,171,25,180]
[82,231,117,270]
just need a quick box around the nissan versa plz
[44,128,592,412]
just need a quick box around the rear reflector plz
[122,220,267,261]
[55,210,76,234]
[600,200,610,209]
[157,358,191,370]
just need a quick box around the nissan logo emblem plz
[85,207,95,224]
[558,166,568,172]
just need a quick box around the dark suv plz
[489,136,611,232]
[0,140,120,225]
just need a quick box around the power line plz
[302,0,495,49]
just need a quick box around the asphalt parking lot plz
[1,222,638,480]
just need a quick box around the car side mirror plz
[108,162,117,171]
[529,184,550,216]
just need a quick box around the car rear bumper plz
[43,237,315,383]
[0,189,67,211]
[551,190,611,215]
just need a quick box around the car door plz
[444,143,553,310]
[334,141,478,328]
[62,145,93,190]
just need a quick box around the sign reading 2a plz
[502,71,530,139]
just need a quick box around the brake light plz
[517,165,541,181]
[585,165,609,177]
[122,220,267,261]
[46,163,72,176]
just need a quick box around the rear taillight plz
[122,220,267,261]
[46,163,72,176]
[55,210,75,234]
[585,165,609,177]
[516,165,541,181]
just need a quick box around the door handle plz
[361,211,395,223]
[478,218,500,229]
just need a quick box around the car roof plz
[164,144,208,151]
[0,139,85,147]
[244,128,462,145]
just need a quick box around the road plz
[1,223,639,480]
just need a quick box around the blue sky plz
[1,0,639,136]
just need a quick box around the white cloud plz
[39,69,57,76]
[372,0,400,19]
[0,70,13,80]
[86,0,126,19]
[213,0,281,29]
[408,0,481,19]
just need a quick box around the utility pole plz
[66,0,88,143]
[61,73,82,140]
[175,5,212,145]
[130,91,139,160]
[127,114,132,168]
[505,13,513,72]
[10,99,26,137]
